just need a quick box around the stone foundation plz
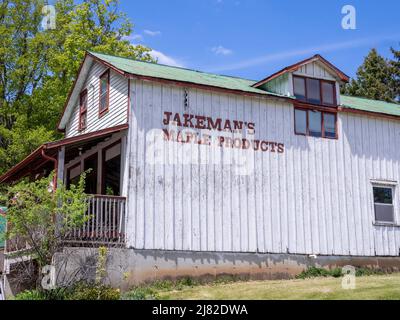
[53,247,400,291]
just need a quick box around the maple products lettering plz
[162,111,285,154]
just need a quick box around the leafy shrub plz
[296,266,386,279]
[122,277,202,300]
[67,283,120,300]
[15,290,46,300]
[356,267,385,277]
[296,267,331,279]
[15,288,71,300]
[122,286,159,300]
[14,284,120,301]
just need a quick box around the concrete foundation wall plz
[54,247,400,291]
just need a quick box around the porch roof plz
[0,124,128,184]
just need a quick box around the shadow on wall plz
[54,247,400,291]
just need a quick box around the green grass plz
[149,274,400,300]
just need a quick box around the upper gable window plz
[99,69,110,116]
[79,89,88,131]
[293,75,336,107]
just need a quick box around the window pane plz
[324,113,336,138]
[100,95,107,111]
[293,77,306,101]
[322,82,335,105]
[309,111,322,137]
[80,112,87,129]
[374,204,394,223]
[295,109,307,134]
[306,78,321,104]
[373,187,393,204]
[80,92,87,110]
[101,77,108,93]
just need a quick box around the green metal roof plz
[89,51,400,118]
[340,95,400,117]
[89,51,290,98]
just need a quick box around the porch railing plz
[4,195,126,257]
[63,195,126,245]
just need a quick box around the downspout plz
[41,147,58,191]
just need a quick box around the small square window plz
[373,186,395,223]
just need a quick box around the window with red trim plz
[294,108,337,139]
[79,89,88,131]
[293,76,337,107]
[99,70,110,116]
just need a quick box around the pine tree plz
[390,46,400,101]
[342,48,395,102]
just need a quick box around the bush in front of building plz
[14,283,120,300]
[296,266,386,279]
[67,283,120,300]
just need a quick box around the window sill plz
[294,132,338,140]
[294,100,338,110]
[99,109,109,118]
[373,222,400,228]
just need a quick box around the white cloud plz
[150,50,185,67]
[144,29,162,37]
[207,34,400,72]
[123,34,143,42]
[211,45,233,56]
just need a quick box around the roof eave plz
[252,54,350,88]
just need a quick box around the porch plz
[63,195,126,245]
[4,194,126,257]
[1,125,129,257]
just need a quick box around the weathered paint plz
[65,61,128,138]
[258,73,291,97]
[292,61,341,105]
[125,78,400,257]
[54,247,400,290]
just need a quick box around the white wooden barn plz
[2,51,400,285]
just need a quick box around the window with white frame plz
[373,185,395,223]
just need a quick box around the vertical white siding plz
[65,62,128,137]
[260,73,290,96]
[293,61,337,81]
[126,79,400,257]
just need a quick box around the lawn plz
[155,274,400,300]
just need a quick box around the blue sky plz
[120,0,400,80]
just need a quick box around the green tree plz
[390,46,400,100]
[5,173,89,283]
[342,48,395,102]
[0,0,154,175]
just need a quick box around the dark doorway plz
[84,153,98,194]
[102,142,121,196]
